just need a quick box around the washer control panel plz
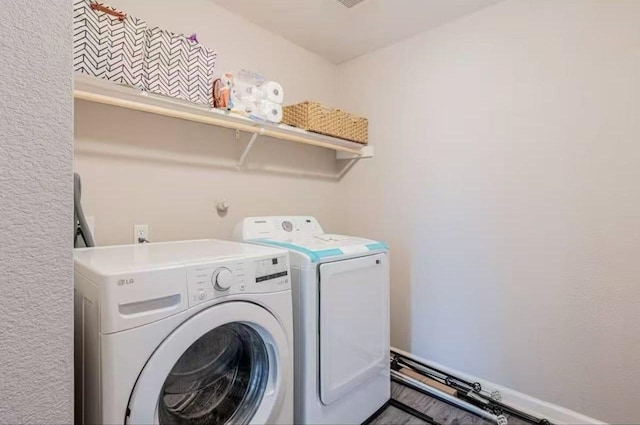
[186,253,290,307]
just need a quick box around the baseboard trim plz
[391,347,606,425]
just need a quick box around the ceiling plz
[210,0,504,63]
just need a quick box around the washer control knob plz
[213,268,233,291]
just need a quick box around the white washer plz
[74,239,293,425]
[236,216,390,424]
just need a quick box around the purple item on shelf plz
[187,33,198,43]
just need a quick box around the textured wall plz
[338,0,640,422]
[0,0,73,423]
[75,0,344,246]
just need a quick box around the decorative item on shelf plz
[282,101,368,144]
[144,27,217,106]
[73,0,147,89]
[212,74,232,109]
[219,70,285,123]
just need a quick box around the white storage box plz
[144,27,217,106]
[73,0,147,89]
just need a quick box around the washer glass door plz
[126,301,290,425]
[159,323,268,424]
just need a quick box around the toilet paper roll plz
[230,99,256,116]
[263,81,284,104]
[232,82,260,102]
[230,99,283,123]
[262,101,283,123]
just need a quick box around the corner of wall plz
[0,0,74,422]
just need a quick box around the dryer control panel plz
[186,253,290,307]
[236,216,324,240]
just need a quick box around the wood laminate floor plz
[370,382,531,425]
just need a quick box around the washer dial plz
[212,267,233,291]
[282,221,293,232]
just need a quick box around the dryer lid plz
[250,234,388,263]
[238,216,388,263]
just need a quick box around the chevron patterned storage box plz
[73,0,147,89]
[144,27,217,106]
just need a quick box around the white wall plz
[75,0,342,245]
[338,0,640,422]
[0,0,73,423]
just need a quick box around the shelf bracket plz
[237,128,264,169]
[336,145,373,179]
[337,156,362,180]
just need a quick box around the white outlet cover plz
[134,224,149,244]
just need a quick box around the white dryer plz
[236,216,390,425]
[74,239,293,425]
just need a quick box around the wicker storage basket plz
[342,114,368,144]
[282,101,368,144]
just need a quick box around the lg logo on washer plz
[117,278,135,286]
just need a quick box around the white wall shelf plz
[73,74,372,176]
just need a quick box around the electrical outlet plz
[134,224,149,244]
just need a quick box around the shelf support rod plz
[237,128,264,169]
[337,155,363,180]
